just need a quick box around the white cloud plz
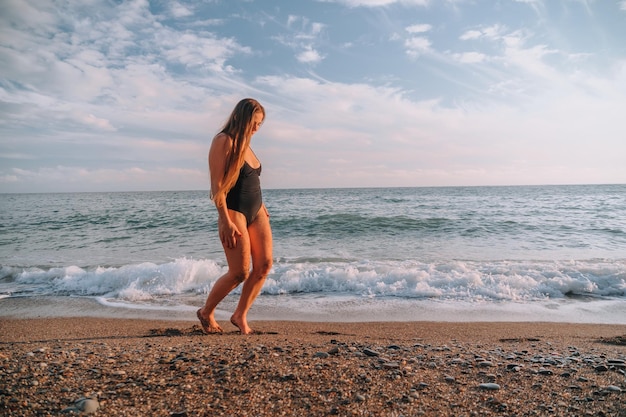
[459,24,506,42]
[297,47,325,64]
[310,22,325,35]
[317,0,429,7]
[406,24,432,33]
[252,61,626,187]
[453,52,487,63]
[2,165,206,192]
[0,0,250,125]
[404,36,432,58]
[159,30,250,70]
[501,32,561,82]
[459,30,482,41]
[170,1,194,18]
[279,15,326,65]
[81,114,117,131]
[0,174,18,184]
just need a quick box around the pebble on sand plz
[478,383,501,391]
[62,397,99,414]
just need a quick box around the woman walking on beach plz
[197,98,272,335]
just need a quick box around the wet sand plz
[1,318,625,416]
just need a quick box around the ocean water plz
[1,185,625,323]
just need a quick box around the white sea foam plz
[9,258,225,300]
[3,258,626,322]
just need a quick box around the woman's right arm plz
[209,133,241,248]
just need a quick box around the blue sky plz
[1,0,625,193]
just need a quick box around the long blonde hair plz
[211,98,265,202]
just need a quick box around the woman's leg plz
[231,205,273,334]
[198,210,250,333]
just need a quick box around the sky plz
[1,0,625,193]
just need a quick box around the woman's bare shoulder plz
[212,132,232,143]
[211,132,232,150]
[209,132,233,157]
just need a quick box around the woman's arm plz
[208,133,241,248]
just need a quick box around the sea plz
[1,184,625,323]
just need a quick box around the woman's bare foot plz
[230,314,255,335]
[197,309,223,334]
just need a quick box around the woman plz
[197,98,273,335]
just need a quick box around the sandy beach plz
[1,318,625,416]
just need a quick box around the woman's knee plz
[231,270,249,284]
[254,258,273,277]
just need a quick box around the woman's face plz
[250,111,264,136]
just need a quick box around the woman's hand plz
[219,217,242,249]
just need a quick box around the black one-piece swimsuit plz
[226,162,262,226]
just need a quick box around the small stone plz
[506,363,522,371]
[355,394,366,402]
[328,346,340,355]
[401,394,414,403]
[603,385,622,393]
[363,348,380,357]
[478,383,500,391]
[75,398,99,414]
[314,352,329,359]
[383,361,399,369]
[594,365,609,372]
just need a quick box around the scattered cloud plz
[0,0,624,192]
[279,15,326,65]
[404,36,432,58]
[317,0,429,7]
[452,52,487,64]
[406,24,432,34]
[170,1,194,18]
[297,47,325,64]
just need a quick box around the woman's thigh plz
[248,205,272,267]
[223,210,251,274]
